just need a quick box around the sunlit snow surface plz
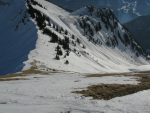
[0,72,150,113]
[25,0,148,74]
[0,0,150,113]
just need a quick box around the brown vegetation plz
[0,61,49,81]
[74,71,150,100]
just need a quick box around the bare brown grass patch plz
[74,72,150,100]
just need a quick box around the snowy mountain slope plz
[0,0,37,75]
[24,0,148,73]
[0,0,149,75]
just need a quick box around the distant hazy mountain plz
[125,15,150,52]
[49,0,150,23]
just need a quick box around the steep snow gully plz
[0,0,149,75]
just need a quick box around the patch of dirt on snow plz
[0,62,49,81]
[74,71,150,100]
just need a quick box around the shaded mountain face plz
[0,0,148,75]
[48,0,150,23]
[125,15,150,53]
[0,0,37,75]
